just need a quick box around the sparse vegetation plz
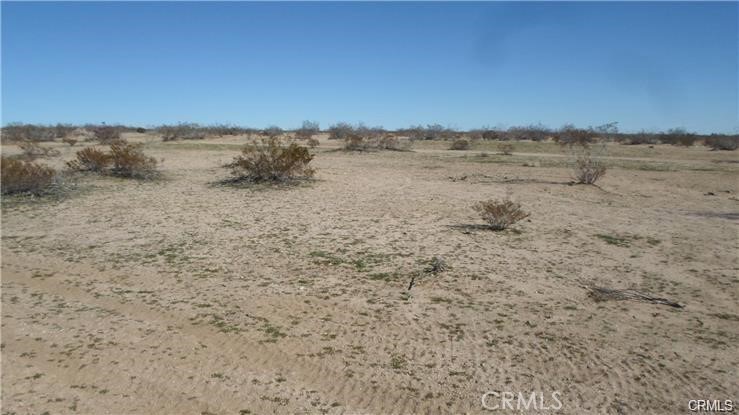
[109,142,158,178]
[497,142,514,155]
[62,137,78,146]
[67,143,158,179]
[704,135,738,151]
[18,141,60,159]
[227,137,314,183]
[67,147,111,172]
[473,199,529,230]
[573,148,606,184]
[449,139,471,150]
[295,120,320,140]
[1,157,58,195]
[92,125,122,144]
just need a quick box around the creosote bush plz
[109,142,158,178]
[67,147,111,172]
[498,143,514,155]
[67,143,158,179]
[573,151,606,184]
[449,139,471,150]
[1,157,57,195]
[92,125,122,144]
[18,141,60,159]
[473,199,529,231]
[228,137,314,183]
[295,120,320,140]
[704,135,738,151]
[62,137,78,146]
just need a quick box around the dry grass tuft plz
[473,199,529,231]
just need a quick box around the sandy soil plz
[2,135,737,414]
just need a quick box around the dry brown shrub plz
[66,147,112,172]
[62,137,78,146]
[306,138,320,148]
[449,139,471,150]
[92,125,122,143]
[497,143,514,155]
[1,157,57,195]
[574,155,606,184]
[473,199,529,230]
[18,141,60,159]
[295,121,320,140]
[109,142,158,178]
[228,137,314,183]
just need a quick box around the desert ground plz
[1,134,737,414]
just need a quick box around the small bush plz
[18,141,60,159]
[497,143,514,155]
[473,199,529,231]
[228,137,314,183]
[554,124,596,147]
[306,137,320,148]
[328,122,354,140]
[658,128,696,146]
[1,157,57,195]
[262,126,284,138]
[67,147,111,172]
[704,135,738,151]
[92,125,122,144]
[449,139,470,150]
[573,151,606,184]
[109,142,158,178]
[295,120,320,140]
[62,137,78,146]
[158,123,206,141]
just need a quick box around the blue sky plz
[2,1,737,133]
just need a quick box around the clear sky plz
[2,1,737,133]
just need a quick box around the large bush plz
[228,137,314,183]
[1,157,57,195]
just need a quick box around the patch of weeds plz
[595,234,631,247]
[309,250,344,266]
[260,323,287,342]
[390,354,407,370]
